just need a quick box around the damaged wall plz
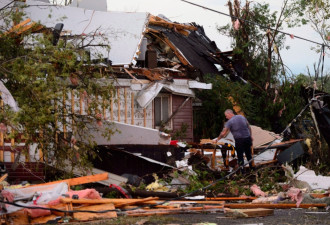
[171,95,193,142]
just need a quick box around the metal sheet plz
[24,0,149,65]
[277,142,304,164]
[136,80,197,108]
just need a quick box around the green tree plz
[285,0,330,90]
[0,3,115,176]
[207,0,305,133]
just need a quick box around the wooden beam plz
[124,68,144,84]
[0,174,8,183]
[149,15,197,31]
[39,129,44,162]
[7,18,31,33]
[79,91,83,115]
[110,95,114,121]
[103,99,106,119]
[224,203,327,209]
[206,197,257,201]
[124,88,127,124]
[148,31,191,66]
[10,132,15,162]
[117,88,120,122]
[60,197,159,207]
[143,108,146,127]
[25,172,109,188]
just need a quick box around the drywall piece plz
[78,119,165,145]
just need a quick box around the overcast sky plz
[51,0,329,77]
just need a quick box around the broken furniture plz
[189,139,237,170]
[253,139,304,166]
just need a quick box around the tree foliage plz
[195,1,305,135]
[194,0,330,173]
[0,3,115,176]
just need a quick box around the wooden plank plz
[211,149,216,169]
[224,203,327,209]
[149,15,197,31]
[31,214,59,224]
[7,210,29,225]
[131,92,134,125]
[167,200,225,205]
[60,197,158,207]
[206,197,257,201]
[115,197,158,208]
[24,172,108,188]
[7,18,31,33]
[0,173,8,183]
[311,193,330,198]
[73,203,117,221]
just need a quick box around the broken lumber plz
[166,200,225,205]
[60,197,159,208]
[24,172,108,188]
[206,197,257,201]
[73,203,117,221]
[224,203,327,209]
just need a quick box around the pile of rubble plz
[0,168,329,224]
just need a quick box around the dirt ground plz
[78,208,330,225]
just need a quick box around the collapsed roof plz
[21,0,240,81]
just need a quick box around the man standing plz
[214,109,254,170]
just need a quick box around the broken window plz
[154,94,172,129]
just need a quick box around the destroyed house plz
[1,0,239,181]
[20,0,239,143]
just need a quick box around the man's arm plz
[215,127,230,143]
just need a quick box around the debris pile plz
[0,158,329,224]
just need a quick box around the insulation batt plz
[48,188,102,206]
[287,187,304,207]
[250,184,266,197]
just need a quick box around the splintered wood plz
[4,172,328,224]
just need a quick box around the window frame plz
[153,93,172,130]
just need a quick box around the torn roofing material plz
[148,22,221,76]
[23,0,149,65]
[136,79,196,108]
